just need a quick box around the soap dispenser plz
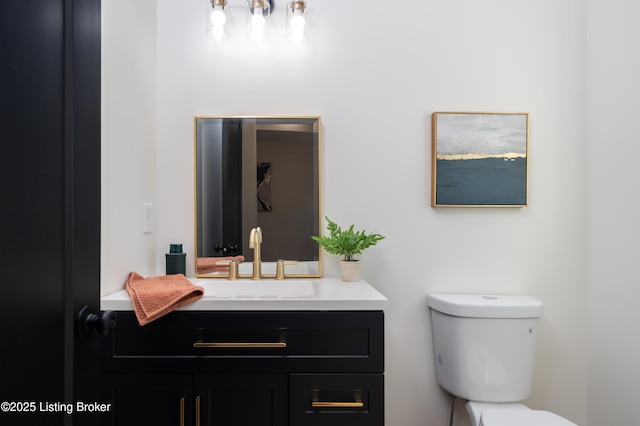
[165,244,186,275]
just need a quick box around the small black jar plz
[165,244,186,275]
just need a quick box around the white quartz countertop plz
[100,277,388,311]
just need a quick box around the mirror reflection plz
[195,117,321,278]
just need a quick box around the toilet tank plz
[427,294,544,403]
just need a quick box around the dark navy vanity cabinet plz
[101,311,384,426]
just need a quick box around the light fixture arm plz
[210,0,228,8]
[289,0,305,13]
[249,0,275,16]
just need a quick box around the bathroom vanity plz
[100,278,387,426]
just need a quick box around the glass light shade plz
[206,2,230,41]
[286,1,308,43]
[210,10,227,26]
[246,0,270,41]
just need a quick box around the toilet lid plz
[481,409,578,426]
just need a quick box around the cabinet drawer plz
[289,374,384,426]
[103,311,384,374]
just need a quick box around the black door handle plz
[76,305,117,338]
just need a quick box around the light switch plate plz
[143,203,153,233]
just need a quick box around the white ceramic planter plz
[340,260,361,282]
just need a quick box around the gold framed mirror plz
[194,116,321,278]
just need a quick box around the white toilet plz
[427,294,578,426]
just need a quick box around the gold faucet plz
[249,227,262,280]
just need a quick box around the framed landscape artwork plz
[432,112,529,207]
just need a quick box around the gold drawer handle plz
[196,395,201,426]
[193,342,287,348]
[312,401,364,408]
[179,397,185,426]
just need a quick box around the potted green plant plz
[311,216,385,282]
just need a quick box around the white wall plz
[102,0,601,424]
[586,1,640,425]
[101,0,157,293]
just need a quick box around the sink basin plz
[200,280,315,299]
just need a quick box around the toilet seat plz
[481,409,578,426]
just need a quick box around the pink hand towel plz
[125,272,204,326]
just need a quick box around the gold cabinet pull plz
[179,397,185,426]
[193,342,287,348]
[312,401,364,408]
[196,395,201,426]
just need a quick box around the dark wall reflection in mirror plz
[195,117,321,278]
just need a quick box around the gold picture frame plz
[432,112,529,207]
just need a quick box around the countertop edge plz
[100,278,389,312]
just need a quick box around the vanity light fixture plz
[285,1,307,43]
[246,0,272,41]
[205,0,309,43]
[206,0,230,41]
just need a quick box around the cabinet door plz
[102,374,192,426]
[195,374,287,426]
